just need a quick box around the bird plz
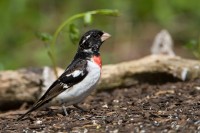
[17,29,111,121]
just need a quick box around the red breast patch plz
[93,55,102,68]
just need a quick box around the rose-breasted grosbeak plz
[17,29,111,120]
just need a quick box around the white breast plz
[56,60,101,106]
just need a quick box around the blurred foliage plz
[185,37,200,59]
[0,0,200,70]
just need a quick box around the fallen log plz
[0,55,200,110]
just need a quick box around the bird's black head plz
[78,29,111,54]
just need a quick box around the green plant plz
[38,9,119,77]
[185,36,200,59]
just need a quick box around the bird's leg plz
[73,104,87,112]
[62,105,69,116]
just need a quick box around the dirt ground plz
[0,79,200,133]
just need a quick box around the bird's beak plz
[101,32,111,42]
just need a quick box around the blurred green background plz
[0,0,200,70]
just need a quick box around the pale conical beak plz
[101,32,111,42]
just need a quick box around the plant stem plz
[47,50,58,78]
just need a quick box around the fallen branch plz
[0,55,200,110]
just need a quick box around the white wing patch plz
[59,82,68,88]
[72,70,82,77]
[66,70,83,78]
[59,70,85,89]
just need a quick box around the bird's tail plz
[17,81,63,121]
[17,99,50,121]
[17,108,34,121]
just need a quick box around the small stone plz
[113,99,119,103]
[195,86,200,90]
[35,120,42,125]
[102,104,108,108]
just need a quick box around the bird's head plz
[78,29,111,54]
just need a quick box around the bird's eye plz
[93,33,99,38]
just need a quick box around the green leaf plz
[68,24,80,44]
[185,39,200,59]
[185,40,198,50]
[84,13,92,25]
[36,32,53,42]
[96,9,119,16]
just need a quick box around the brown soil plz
[0,79,200,133]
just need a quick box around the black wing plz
[17,59,88,121]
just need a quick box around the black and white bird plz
[17,29,111,120]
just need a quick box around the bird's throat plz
[92,55,102,68]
